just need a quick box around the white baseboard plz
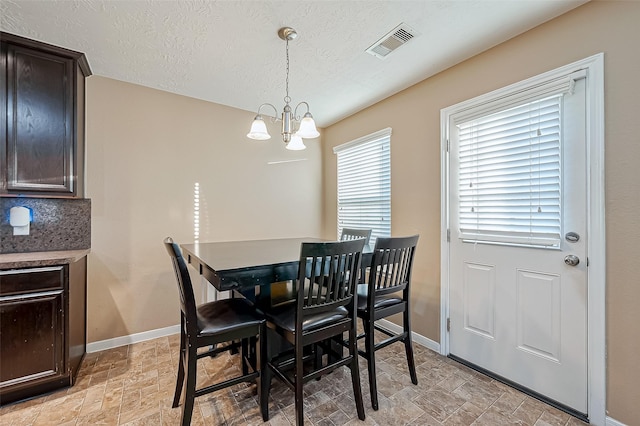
[86,324,180,353]
[377,319,440,353]
[86,320,438,354]
[606,417,628,426]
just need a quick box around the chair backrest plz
[296,239,365,320]
[340,228,372,247]
[367,235,419,301]
[164,237,198,330]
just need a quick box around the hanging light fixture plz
[246,27,319,151]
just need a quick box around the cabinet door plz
[5,44,74,194]
[0,291,65,387]
[0,267,66,399]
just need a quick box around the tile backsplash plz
[0,198,91,254]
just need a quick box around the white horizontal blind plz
[457,95,562,247]
[334,128,391,247]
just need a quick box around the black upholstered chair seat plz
[356,284,402,312]
[197,299,264,335]
[263,305,348,333]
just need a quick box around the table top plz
[180,237,326,273]
[180,237,373,293]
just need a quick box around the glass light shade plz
[247,116,271,140]
[286,133,306,150]
[297,113,320,139]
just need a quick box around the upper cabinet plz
[1,32,91,198]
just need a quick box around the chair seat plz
[262,303,348,333]
[197,298,263,335]
[356,283,402,312]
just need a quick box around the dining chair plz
[259,239,366,425]
[163,237,267,426]
[340,227,372,247]
[355,234,419,410]
[340,228,372,284]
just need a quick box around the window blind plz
[457,96,562,247]
[334,128,391,246]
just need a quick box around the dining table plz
[180,236,371,363]
[180,237,329,301]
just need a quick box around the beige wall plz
[85,77,322,343]
[321,1,640,423]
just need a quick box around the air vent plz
[365,23,419,59]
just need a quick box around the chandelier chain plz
[284,38,291,105]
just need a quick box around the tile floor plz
[0,334,589,425]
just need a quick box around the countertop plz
[0,249,90,269]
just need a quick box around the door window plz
[457,95,562,247]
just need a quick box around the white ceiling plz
[1,0,587,127]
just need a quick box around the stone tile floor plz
[0,333,589,425]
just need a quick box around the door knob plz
[564,255,580,266]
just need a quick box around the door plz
[448,74,588,415]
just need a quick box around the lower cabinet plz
[0,257,86,405]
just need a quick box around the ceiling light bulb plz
[247,115,271,140]
[297,112,320,139]
[286,133,306,150]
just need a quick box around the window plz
[334,128,391,246]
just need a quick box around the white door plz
[448,74,588,414]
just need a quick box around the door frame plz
[439,54,605,425]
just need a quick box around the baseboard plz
[86,320,437,354]
[606,417,628,426]
[377,319,440,353]
[86,324,180,353]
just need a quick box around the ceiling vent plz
[365,23,419,59]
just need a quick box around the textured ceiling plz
[1,0,587,127]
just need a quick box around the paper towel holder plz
[9,206,31,235]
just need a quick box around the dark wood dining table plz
[181,236,372,300]
[180,236,371,362]
[180,237,327,300]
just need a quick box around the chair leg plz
[294,338,305,426]
[259,324,270,422]
[314,342,323,379]
[180,347,198,426]
[173,349,186,408]
[363,318,379,410]
[230,339,239,355]
[260,365,271,421]
[172,322,186,408]
[348,324,366,420]
[403,309,418,385]
[241,338,249,375]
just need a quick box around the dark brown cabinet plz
[1,32,91,198]
[0,257,87,405]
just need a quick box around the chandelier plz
[246,27,319,151]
